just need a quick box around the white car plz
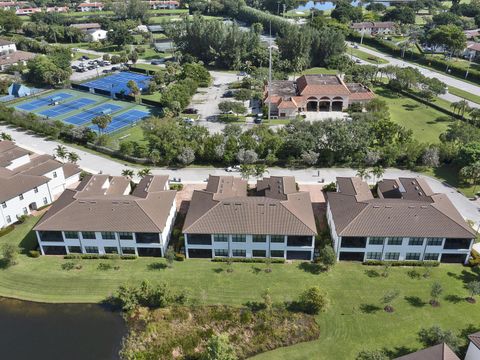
[225,165,240,172]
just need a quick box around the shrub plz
[64,254,137,260]
[1,243,19,267]
[61,262,75,270]
[212,257,285,264]
[28,250,40,258]
[356,350,389,360]
[363,260,439,267]
[175,253,185,261]
[170,183,184,191]
[98,263,112,271]
[317,245,336,271]
[418,326,460,353]
[298,286,329,314]
[0,225,15,237]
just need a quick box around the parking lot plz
[70,57,123,82]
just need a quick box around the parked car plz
[225,165,240,172]
[111,66,119,71]
[151,59,165,65]
[222,90,234,98]
[102,69,111,74]
[81,55,90,60]
[183,117,195,124]
[184,108,198,114]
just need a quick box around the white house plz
[0,141,81,229]
[326,177,475,264]
[144,0,179,9]
[76,2,103,12]
[466,332,480,360]
[183,175,317,260]
[464,42,480,61]
[86,29,107,42]
[351,21,397,36]
[0,39,16,55]
[34,174,177,256]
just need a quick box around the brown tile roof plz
[0,173,49,203]
[0,38,14,46]
[328,177,475,239]
[62,162,81,179]
[132,175,169,198]
[0,50,36,66]
[467,42,480,52]
[468,331,480,349]
[183,176,316,236]
[0,141,30,167]
[34,175,176,232]
[297,75,351,96]
[394,343,460,360]
[11,154,62,176]
[346,83,375,101]
[257,176,297,200]
[205,175,247,200]
[70,23,101,30]
[351,21,396,30]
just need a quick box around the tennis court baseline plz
[90,109,150,133]
[16,93,73,111]
[63,103,123,126]
[38,98,97,118]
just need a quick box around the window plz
[214,249,228,257]
[252,235,266,243]
[6,215,11,223]
[384,252,400,260]
[427,238,443,246]
[38,231,63,242]
[213,234,228,242]
[64,231,78,239]
[252,250,266,257]
[34,187,38,193]
[84,246,98,254]
[68,246,82,253]
[232,249,246,257]
[187,234,211,245]
[135,233,159,243]
[287,236,311,247]
[341,237,367,248]
[409,238,424,246]
[270,250,284,258]
[43,197,48,205]
[1,202,6,208]
[406,253,421,260]
[119,232,133,240]
[104,247,119,254]
[366,252,382,260]
[232,235,246,243]
[369,237,384,245]
[387,237,403,245]
[22,207,28,215]
[444,238,471,250]
[53,171,57,178]
[424,253,439,261]
[121,247,136,255]
[101,232,115,240]
[81,231,96,239]
[18,193,23,201]
[270,235,284,243]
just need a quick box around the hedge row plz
[211,257,286,264]
[0,225,15,237]
[363,260,440,267]
[64,254,137,260]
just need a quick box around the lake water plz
[0,298,126,360]
[295,0,361,12]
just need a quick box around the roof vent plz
[269,204,276,207]
[415,186,419,190]
[409,205,415,208]
[373,205,380,208]
[385,205,392,208]
[418,192,423,196]
[421,205,428,209]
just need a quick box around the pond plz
[0,298,126,360]
[295,0,361,12]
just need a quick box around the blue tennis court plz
[63,103,123,126]
[39,98,97,118]
[16,93,73,111]
[90,109,150,133]
[83,72,151,95]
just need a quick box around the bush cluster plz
[0,225,15,237]
[211,257,285,264]
[363,260,440,267]
[175,253,185,261]
[28,250,40,258]
[64,254,136,260]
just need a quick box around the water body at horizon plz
[294,0,391,12]
[0,297,126,360]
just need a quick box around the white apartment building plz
[0,141,80,229]
[327,177,475,264]
[76,2,103,12]
[466,332,480,360]
[0,39,16,55]
[34,175,177,256]
[183,176,317,260]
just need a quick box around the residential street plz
[2,123,479,227]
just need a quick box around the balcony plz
[341,237,367,248]
[443,238,471,250]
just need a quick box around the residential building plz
[0,50,36,71]
[86,29,107,42]
[0,39,16,55]
[465,28,480,40]
[0,1,29,10]
[351,21,397,36]
[326,177,475,264]
[76,2,103,12]
[70,23,102,31]
[466,331,480,360]
[183,175,317,260]
[15,6,68,15]
[34,174,177,256]
[394,343,460,360]
[264,74,374,118]
[0,141,81,229]
[464,42,480,61]
[144,0,179,9]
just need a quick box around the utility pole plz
[268,21,272,122]
[466,52,474,79]
[360,29,364,45]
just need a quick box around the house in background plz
[70,23,102,32]
[86,29,107,42]
[264,74,374,119]
[0,39,16,55]
[34,175,177,256]
[326,177,475,264]
[0,1,29,10]
[351,21,397,36]
[76,1,103,12]
[183,175,317,260]
[464,42,480,61]
[0,50,36,71]
[0,141,80,229]
[145,0,179,9]
[394,343,460,360]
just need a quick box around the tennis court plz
[39,98,97,118]
[90,109,150,133]
[63,103,124,126]
[16,93,73,111]
[83,72,151,95]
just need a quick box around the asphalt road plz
[2,124,479,226]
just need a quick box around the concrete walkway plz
[1,124,479,226]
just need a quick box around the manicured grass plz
[72,51,100,60]
[1,217,480,359]
[374,86,454,143]
[301,67,338,75]
[349,48,389,64]
[428,54,480,72]
[448,86,480,105]
[422,164,478,198]
[109,124,146,144]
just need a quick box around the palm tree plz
[469,108,480,127]
[54,145,68,161]
[450,101,460,115]
[0,132,12,141]
[460,162,480,195]
[371,166,385,183]
[67,152,80,164]
[356,168,371,182]
[458,100,470,120]
[121,169,135,180]
[137,168,152,179]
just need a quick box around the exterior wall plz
[88,30,107,42]
[0,43,16,54]
[43,167,66,196]
[160,200,176,254]
[326,202,340,259]
[78,5,103,11]
[184,233,315,260]
[0,182,52,228]
[465,342,480,360]
[64,172,81,188]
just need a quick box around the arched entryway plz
[332,97,343,111]
[319,97,331,112]
[306,97,318,111]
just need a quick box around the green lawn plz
[109,124,146,144]
[448,86,480,105]
[72,51,100,60]
[374,86,454,143]
[349,48,389,65]
[422,164,479,198]
[301,67,338,75]
[1,216,480,359]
